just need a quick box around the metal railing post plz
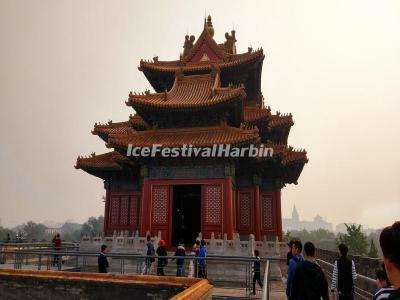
[82,256,86,272]
[261,260,270,300]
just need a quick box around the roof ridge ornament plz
[224,30,237,55]
[183,35,195,57]
[205,15,214,37]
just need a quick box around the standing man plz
[330,243,357,300]
[143,235,155,275]
[286,240,304,299]
[174,240,186,277]
[98,244,109,273]
[287,240,294,266]
[52,233,61,266]
[252,249,263,295]
[380,221,400,300]
[198,239,208,279]
[291,241,329,300]
[156,239,168,276]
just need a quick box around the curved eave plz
[257,145,308,185]
[92,121,131,141]
[139,49,264,74]
[75,160,122,179]
[75,151,133,179]
[106,126,260,151]
[126,91,245,112]
[244,106,271,125]
[129,114,149,131]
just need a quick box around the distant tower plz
[292,205,300,223]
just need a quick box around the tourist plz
[286,240,304,299]
[143,235,155,275]
[52,233,61,266]
[193,239,201,277]
[374,265,394,300]
[330,243,357,300]
[156,239,168,276]
[380,221,400,300]
[252,249,263,295]
[197,239,208,279]
[98,244,109,273]
[174,240,186,277]
[287,240,294,266]
[291,241,329,300]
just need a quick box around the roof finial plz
[205,14,214,37]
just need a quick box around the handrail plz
[0,249,284,262]
[261,260,270,300]
[0,242,78,247]
[316,259,375,299]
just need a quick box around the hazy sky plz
[1,0,399,229]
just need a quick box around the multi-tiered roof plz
[76,16,307,184]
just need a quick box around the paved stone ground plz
[212,280,286,299]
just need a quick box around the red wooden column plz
[224,177,234,240]
[275,189,283,241]
[103,190,110,235]
[254,186,261,241]
[140,179,151,236]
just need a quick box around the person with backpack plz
[291,241,329,300]
[143,235,155,275]
[330,243,357,300]
[156,239,168,276]
[286,240,304,299]
[174,240,186,277]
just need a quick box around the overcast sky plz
[1,0,399,229]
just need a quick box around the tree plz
[0,226,15,242]
[368,239,379,258]
[284,228,337,251]
[23,221,46,242]
[337,224,369,255]
[81,216,104,235]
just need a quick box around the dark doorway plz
[172,185,201,247]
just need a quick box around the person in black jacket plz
[330,243,357,300]
[174,241,186,277]
[380,221,400,300]
[291,241,329,300]
[287,240,295,266]
[156,239,168,276]
[98,244,109,273]
[252,249,263,295]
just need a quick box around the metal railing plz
[0,247,283,298]
[317,259,376,300]
[261,260,271,300]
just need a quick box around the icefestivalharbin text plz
[126,144,274,158]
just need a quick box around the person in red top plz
[52,233,61,266]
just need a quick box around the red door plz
[201,184,223,239]
[150,185,171,243]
